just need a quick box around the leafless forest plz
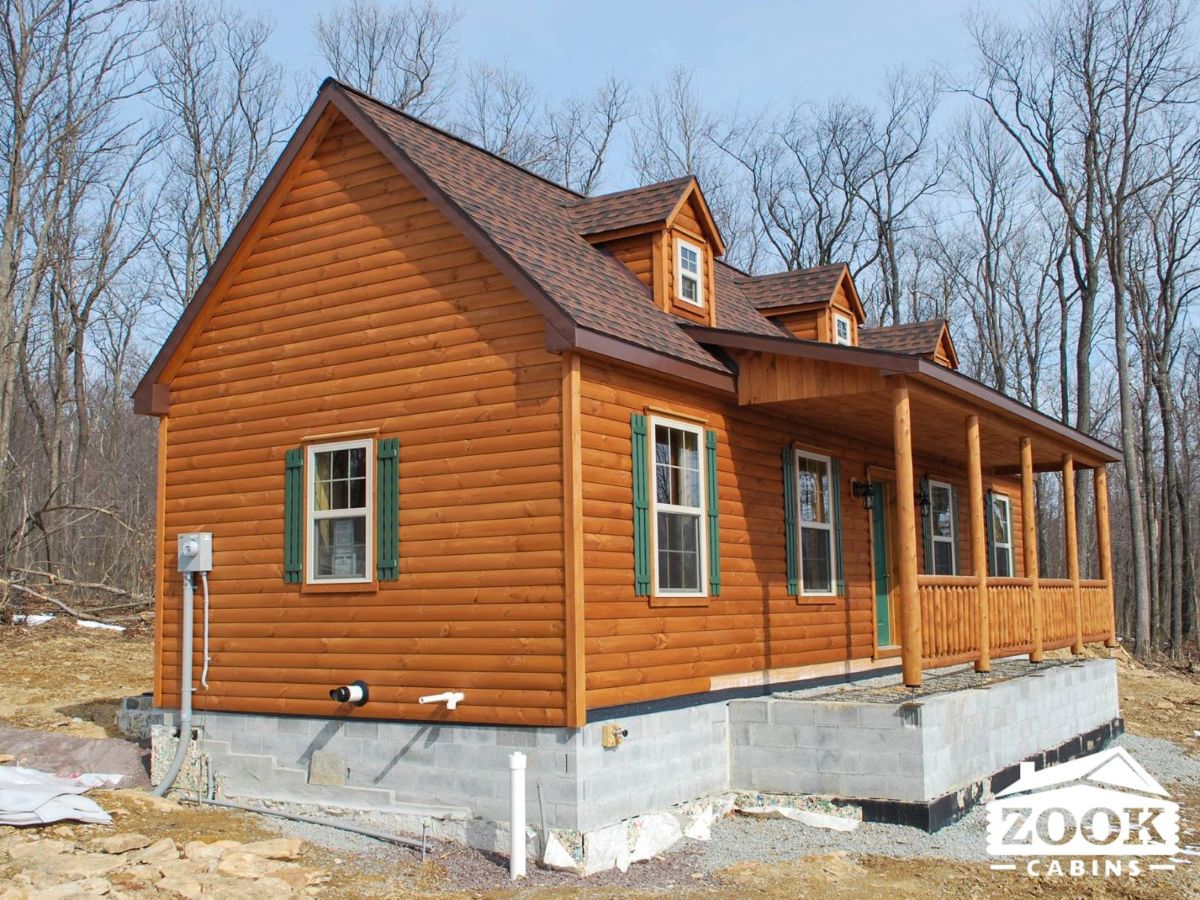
[1,0,1196,656]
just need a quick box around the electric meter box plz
[177,532,213,573]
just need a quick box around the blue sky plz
[262,0,999,116]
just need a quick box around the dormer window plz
[833,313,853,345]
[677,239,703,307]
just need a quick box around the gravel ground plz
[788,658,1077,703]
[251,730,1199,894]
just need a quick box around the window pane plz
[995,547,1012,578]
[657,511,701,592]
[681,274,698,301]
[348,447,366,478]
[934,541,955,576]
[331,449,348,479]
[314,515,366,579]
[932,485,953,538]
[349,477,366,509]
[654,424,701,509]
[800,525,832,593]
[992,498,1010,543]
[796,457,828,524]
[680,245,698,273]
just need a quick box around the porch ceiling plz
[682,326,1120,472]
[757,387,1086,474]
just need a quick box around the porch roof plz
[682,326,1121,472]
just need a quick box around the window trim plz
[648,415,708,598]
[306,437,374,585]
[794,449,837,597]
[927,478,957,576]
[675,238,704,308]
[833,312,853,346]
[991,491,1014,577]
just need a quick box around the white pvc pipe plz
[509,751,527,879]
[199,571,211,689]
[153,571,194,796]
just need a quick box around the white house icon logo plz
[987,747,1180,877]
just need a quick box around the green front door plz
[870,482,892,646]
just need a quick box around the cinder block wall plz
[191,699,729,833]
[729,659,1120,802]
[179,659,1117,835]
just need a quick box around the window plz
[929,480,957,575]
[833,313,853,346]
[676,239,704,307]
[991,493,1013,577]
[795,451,836,595]
[651,418,706,595]
[307,439,373,583]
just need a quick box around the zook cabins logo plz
[986,747,1181,878]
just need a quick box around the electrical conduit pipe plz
[153,571,194,796]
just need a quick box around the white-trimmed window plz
[833,313,853,345]
[929,479,957,575]
[795,451,836,596]
[308,439,373,583]
[991,492,1014,577]
[676,239,704,307]
[651,417,706,595]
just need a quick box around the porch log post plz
[1021,438,1043,662]
[965,415,990,672]
[892,383,923,687]
[1063,453,1083,655]
[1094,466,1118,648]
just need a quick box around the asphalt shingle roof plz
[859,320,949,357]
[345,87,782,369]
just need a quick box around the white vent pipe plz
[509,751,527,879]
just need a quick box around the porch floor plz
[785,657,1093,704]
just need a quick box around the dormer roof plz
[567,176,726,255]
[738,263,866,323]
[860,318,959,369]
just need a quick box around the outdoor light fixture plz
[851,479,874,510]
[917,485,932,519]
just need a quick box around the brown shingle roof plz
[737,264,848,311]
[859,320,949,356]
[566,177,694,235]
[343,86,783,360]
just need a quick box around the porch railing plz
[918,575,1114,669]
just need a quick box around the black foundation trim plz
[849,717,1125,832]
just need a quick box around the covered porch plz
[688,326,1122,686]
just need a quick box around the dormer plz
[736,263,867,345]
[566,177,726,327]
[860,319,960,369]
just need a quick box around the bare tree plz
[454,62,548,168]
[631,67,759,268]
[148,0,290,316]
[313,0,459,117]
[540,75,633,195]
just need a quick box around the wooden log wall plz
[575,358,1024,709]
[158,114,566,725]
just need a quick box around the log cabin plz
[134,79,1123,842]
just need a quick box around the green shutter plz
[921,476,933,574]
[782,446,798,596]
[631,414,651,596]
[283,448,304,584]
[950,484,961,575]
[985,489,996,576]
[376,437,399,581]
[831,458,845,595]
[705,430,721,597]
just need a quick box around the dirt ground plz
[0,623,1197,898]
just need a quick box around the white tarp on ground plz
[0,766,118,826]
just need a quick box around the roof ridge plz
[327,77,587,201]
[739,262,848,283]
[862,318,947,331]
[564,175,695,208]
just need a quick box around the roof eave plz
[680,324,1121,464]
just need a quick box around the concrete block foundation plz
[149,658,1120,847]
